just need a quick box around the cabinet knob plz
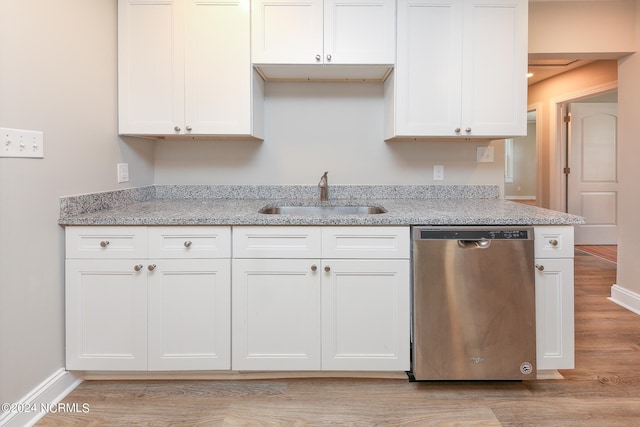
[326,54,332,61]
[148,264,156,271]
[549,239,559,247]
[535,264,545,271]
[311,264,318,271]
[186,126,192,132]
[99,240,110,248]
[465,127,472,133]
[454,128,461,133]
[184,240,193,248]
[174,126,181,132]
[315,54,321,61]
[324,265,331,272]
[134,264,143,272]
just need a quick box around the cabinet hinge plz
[563,167,571,174]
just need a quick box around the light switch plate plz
[477,146,494,163]
[117,163,129,183]
[1,127,44,158]
[433,165,444,181]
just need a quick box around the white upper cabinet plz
[251,0,395,80]
[385,0,528,139]
[118,0,263,138]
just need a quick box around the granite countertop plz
[58,185,585,226]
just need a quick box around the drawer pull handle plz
[184,241,193,248]
[535,264,544,272]
[100,240,110,248]
[311,264,318,272]
[324,265,331,272]
[148,264,156,271]
[134,264,143,272]
[549,239,559,246]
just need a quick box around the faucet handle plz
[319,171,328,186]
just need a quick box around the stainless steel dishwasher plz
[411,226,536,381]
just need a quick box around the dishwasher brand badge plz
[520,362,534,375]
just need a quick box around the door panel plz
[568,103,618,244]
[232,259,322,370]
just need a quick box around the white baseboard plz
[0,369,82,427]
[609,284,640,316]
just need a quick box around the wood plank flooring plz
[37,250,640,426]
[575,245,617,264]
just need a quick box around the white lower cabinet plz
[65,226,231,371]
[66,258,148,371]
[534,226,575,370]
[147,258,230,370]
[232,258,322,370]
[232,226,410,371]
[321,259,410,371]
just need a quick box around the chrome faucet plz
[318,171,329,202]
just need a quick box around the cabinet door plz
[535,258,575,370]
[232,259,321,370]
[394,0,463,137]
[184,0,252,134]
[461,0,527,137]
[321,259,410,371]
[324,0,395,64]
[66,259,147,370]
[251,0,323,64]
[389,0,526,139]
[148,259,231,370]
[118,0,184,135]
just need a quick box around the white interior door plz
[568,103,618,245]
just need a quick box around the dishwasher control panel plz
[418,227,532,240]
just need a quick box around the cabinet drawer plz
[66,226,147,259]
[233,226,322,258]
[322,226,410,259]
[534,226,574,259]
[148,226,231,259]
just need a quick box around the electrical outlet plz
[433,165,444,181]
[117,163,129,183]
[1,127,44,158]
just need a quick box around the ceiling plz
[527,59,593,85]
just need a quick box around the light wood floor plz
[38,251,640,426]
[575,245,617,264]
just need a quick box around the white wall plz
[616,1,640,297]
[529,0,636,57]
[0,1,154,406]
[154,81,505,188]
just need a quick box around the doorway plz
[564,91,619,245]
[505,106,541,206]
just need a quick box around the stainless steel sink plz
[259,205,387,215]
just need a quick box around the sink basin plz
[259,205,387,215]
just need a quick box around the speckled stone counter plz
[58,185,584,226]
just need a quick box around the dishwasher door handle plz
[458,239,491,249]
